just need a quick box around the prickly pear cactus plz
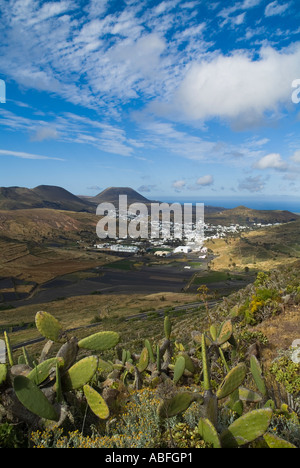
[158,391,203,419]
[83,384,110,420]
[263,432,297,448]
[27,357,64,386]
[220,408,273,448]
[13,375,59,421]
[173,355,186,384]
[62,356,98,391]
[215,320,233,346]
[144,339,155,363]
[35,311,63,342]
[180,352,195,374]
[4,331,14,366]
[0,363,7,384]
[216,363,247,400]
[198,417,221,448]
[238,387,263,403]
[164,316,172,340]
[137,347,149,373]
[78,331,120,351]
[250,355,267,397]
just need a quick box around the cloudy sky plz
[0,0,300,208]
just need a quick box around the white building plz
[174,246,192,254]
[154,250,172,257]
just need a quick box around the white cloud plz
[254,153,288,170]
[172,179,186,191]
[265,1,290,17]
[0,109,137,157]
[0,149,64,161]
[31,127,59,141]
[165,44,300,126]
[196,175,214,186]
[291,150,300,163]
[238,175,267,192]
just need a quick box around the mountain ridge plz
[0,185,298,225]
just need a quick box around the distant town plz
[92,214,284,257]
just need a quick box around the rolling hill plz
[205,205,299,225]
[0,185,298,227]
[0,185,95,212]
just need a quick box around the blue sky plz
[0,0,300,208]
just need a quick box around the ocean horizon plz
[158,197,300,213]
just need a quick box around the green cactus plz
[122,349,127,365]
[55,362,63,404]
[137,347,149,373]
[62,356,98,391]
[158,391,203,419]
[198,417,221,448]
[83,384,110,420]
[164,315,172,340]
[238,387,263,403]
[27,357,64,386]
[201,333,211,391]
[78,331,120,351]
[220,408,273,448]
[98,359,114,374]
[215,320,233,346]
[22,347,34,368]
[209,324,217,341]
[35,311,63,342]
[13,375,59,421]
[0,363,7,384]
[4,331,14,367]
[145,339,155,363]
[156,344,161,373]
[173,355,186,384]
[263,432,297,448]
[180,352,195,374]
[250,355,267,397]
[216,363,247,400]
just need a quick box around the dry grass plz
[251,304,300,368]
[0,291,198,347]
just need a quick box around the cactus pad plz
[137,347,149,373]
[78,331,120,351]
[0,363,7,384]
[158,392,203,418]
[27,357,64,385]
[173,355,186,384]
[35,311,63,342]
[220,408,273,448]
[215,320,233,346]
[83,384,110,419]
[164,316,172,339]
[13,375,59,421]
[216,363,247,400]
[62,356,98,391]
[250,355,267,396]
[263,432,297,448]
[198,417,221,448]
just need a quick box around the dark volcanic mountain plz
[0,185,95,212]
[81,186,154,206]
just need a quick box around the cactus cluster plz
[0,311,120,427]
[0,309,298,449]
[154,317,297,448]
